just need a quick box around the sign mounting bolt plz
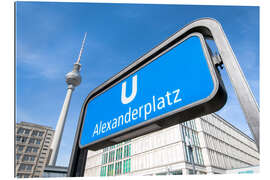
[212,52,224,69]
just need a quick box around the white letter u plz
[121,75,137,104]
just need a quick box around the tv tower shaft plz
[49,33,87,166]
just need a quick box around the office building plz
[84,113,259,176]
[42,165,68,177]
[15,122,54,178]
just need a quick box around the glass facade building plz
[99,141,131,176]
[84,113,259,176]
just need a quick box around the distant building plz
[84,113,259,176]
[42,165,68,177]
[15,122,54,178]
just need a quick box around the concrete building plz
[42,165,68,177]
[15,122,54,178]
[84,113,259,176]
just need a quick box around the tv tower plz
[49,33,87,166]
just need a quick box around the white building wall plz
[84,150,102,176]
[130,125,184,175]
[84,114,259,176]
[199,114,259,173]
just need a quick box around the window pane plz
[125,146,127,157]
[30,156,35,161]
[129,144,131,157]
[115,150,118,160]
[21,137,28,143]
[29,138,35,144]
[119,162,121,174]
[100,167,103,176]
[16,136,21,142]
[36,139,41,145]
[19,164,26,171]
[17,128,24,134]
[186,146,190,162]
[110,164,112,176]
[24,129,30,135]
[32,130,38,136]
[16,154,21,161]
[125,160,128,173]
[38,132,44,136]
[23,155,29,161]
[123,160,126,174]
[25,147,32,153]
[115,163,118,175]
[26,164,33,171]
[120,148,122,159]
[33,147,38,153]
[105,153,108,164]
[109,151,115,162]
[18,145,24,152]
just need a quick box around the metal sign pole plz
[67,101,88,177]
[188,18,260,151]
[170,18,259,151]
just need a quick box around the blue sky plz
[16,2,259,166]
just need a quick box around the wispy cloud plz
[235,43,259,72]
[16,41,69,80]
[216,90,253,138]
[114,6,142,19]
[16,107,35,123]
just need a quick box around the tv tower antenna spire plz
[76,32,87,64]
[49,33,87,166]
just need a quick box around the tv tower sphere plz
[66,63,82,88]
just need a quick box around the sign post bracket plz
[186,18,260,151]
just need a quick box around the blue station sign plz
[79,33,227,150]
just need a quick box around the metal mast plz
[49,33,87,166]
